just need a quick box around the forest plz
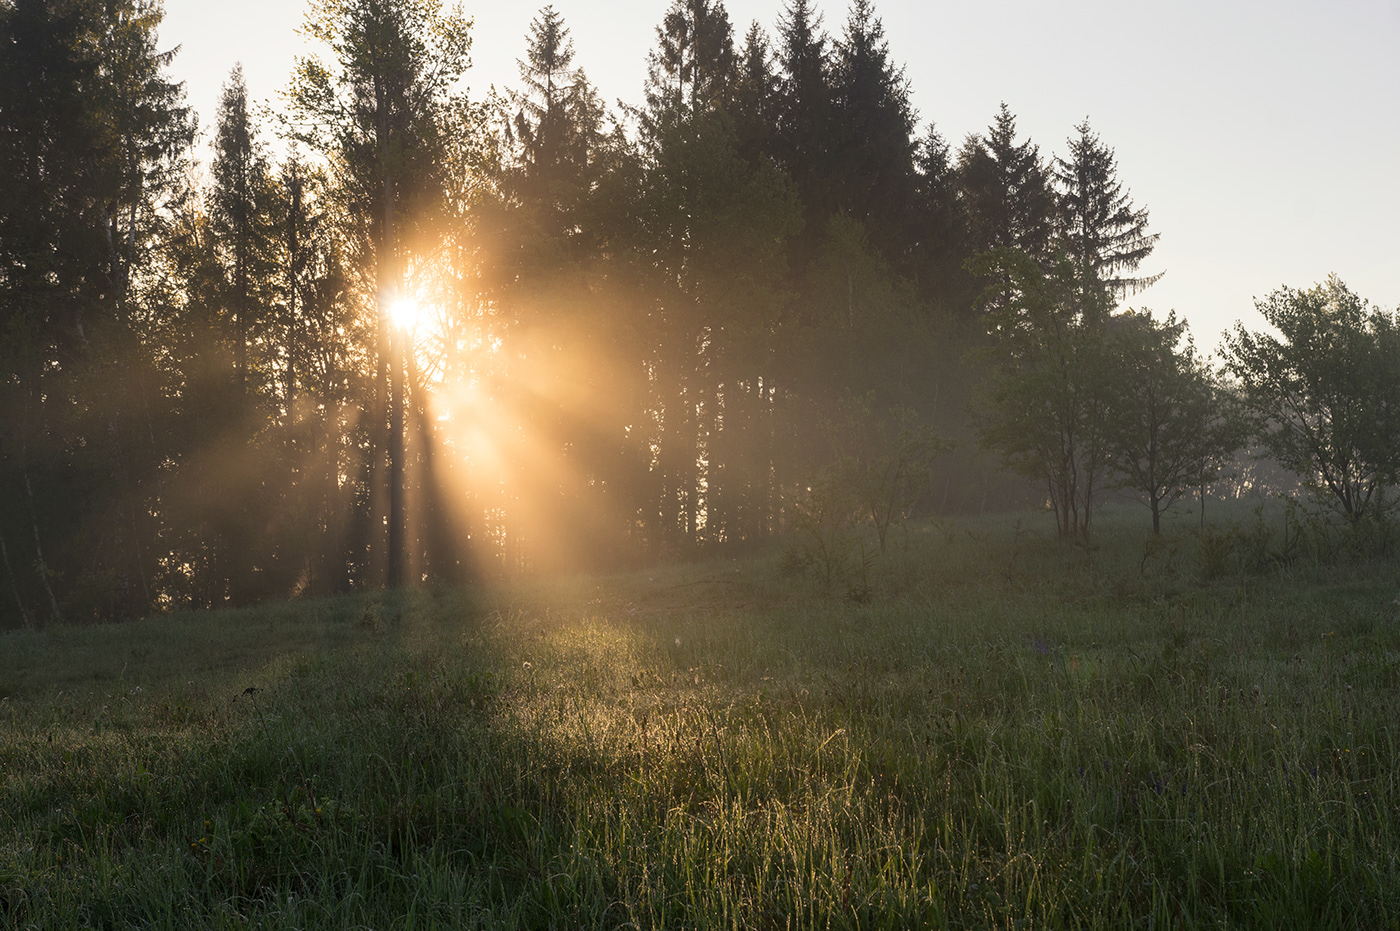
[3,0,1398,629]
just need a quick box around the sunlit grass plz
[2,502,1398,927]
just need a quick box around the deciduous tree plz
[1223,276,1400,524]
[976,251,1114,538]
[1108,310,1241,533]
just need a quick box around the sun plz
[390,296,422,332]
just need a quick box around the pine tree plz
[730,21,779,166]
[958,103,1056,264]
[909,123,973,315]
[774,0,834,231]
[1055,119,1161,304]
[627,0,800,549]
[288,0,472,588]
[511,8,595,193]
[0,0,192,625]
[209,65,276,394]
[829,0,917,263]
[643,0,737,128]
[507,6,605,254]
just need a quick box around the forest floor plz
[2,500,1399,929]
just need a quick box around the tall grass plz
[2,501,1398,928]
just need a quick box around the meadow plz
[1,501,1398,929]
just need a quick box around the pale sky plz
[160,0,1400,350]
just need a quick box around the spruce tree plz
[730,21,779,166]
[1054,119,1161,305]
[209,65,276,394]
[288,0,472,588]
[643,0,737,128]
[958,103,1056,265]
[0,0,192,625]
[829,0,917,264]
[910,123,973,316]
[507,6,605,254]
[774,0,834,232]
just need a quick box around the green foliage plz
[11,0,1397,636]
[1107,310,1244,533]
[976,250,1115,538]
[957,104,1057,267]
[789,396,946,596]
[823,395,948,553]
[1223,276,1400,524]
[1054,120,1161,301]
[0,0,194,627]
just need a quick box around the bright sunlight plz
[390,295,423,332]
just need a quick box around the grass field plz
[2,501,1399,928]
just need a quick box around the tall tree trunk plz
[285,164,301,415]
[375,74,405,589]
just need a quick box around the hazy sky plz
[160,0,1400,350]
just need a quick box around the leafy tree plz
[976,250,1114,538]
[1055,120,1160,303]
[824,395,947,554]
[1223,276,1400,523]
[1108,311,1242,533]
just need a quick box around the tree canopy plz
[3,0,1390,627]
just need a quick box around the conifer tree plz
[730,21,779,166]
[643,0,737,128]
[629,0,799,548]
[910,123,972,315]
[0,0,192,625]
[507,6,605,255]
[1054,119,1161,304]
[209,65,276,394]
[288,0,471,588]
[829,0,917,264]
[958,103,1056,265]
[774,0,834,235]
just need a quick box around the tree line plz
[2,0,1396,627]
